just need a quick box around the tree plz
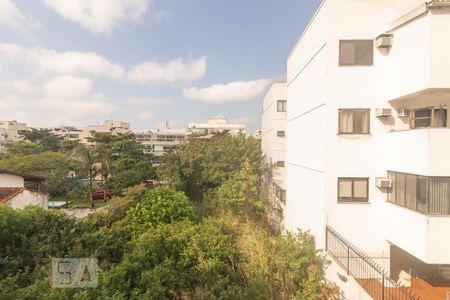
[127,187,197,237]
[70,145,104,208]
[19,128,62,152]
[0,151,77,196]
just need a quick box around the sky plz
[0,0,322,132]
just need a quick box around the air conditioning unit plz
[376,178,392,188]
[375,108,392,118]
[375,34,393,49]
[397,108,411,118]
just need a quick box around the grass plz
[51,196,110,209]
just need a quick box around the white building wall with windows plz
[261,82,287,226]
[285,0,450,287]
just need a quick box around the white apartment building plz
[134,120,187,163]
[187,116,246,137]
[0,121,28,153]
[0,128,6,154]
[261,82,287,227]
[284,0,450,297]
[0,120,28,142]
[79,120,131,143]
[50,126,82,140]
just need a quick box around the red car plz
[91,190,112,201]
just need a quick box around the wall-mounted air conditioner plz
[375,108,392,118]
[376,178,392,188]
[375,34,393,49]
[397,108,411,118]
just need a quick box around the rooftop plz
[0,187,25,204]
[0,169,45,182]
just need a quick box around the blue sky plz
[0,0,321,132]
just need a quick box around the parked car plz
[91,190,112,201]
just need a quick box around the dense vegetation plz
[0,133,339,299]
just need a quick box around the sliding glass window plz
[388,171,450,215]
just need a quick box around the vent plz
[375,108,392,118]
[375,34,393,49]
[376,178,392,188]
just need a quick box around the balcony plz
[385,128,450,176]
[376,5,450,103]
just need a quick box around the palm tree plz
[70,145,105,208]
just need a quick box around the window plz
[277,100,287,112]
[277,131,285,137]
[388,171,450,215]
[276,161,285,167]
[338,178,369,203]
[410,107,447,129]
[339,109,370,134]
[339,40,374,66]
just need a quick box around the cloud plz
[4,80,38,95]
[0,0,40,35]
[138,111,153,121]
[41,0,161,35]
[0,43,125,79]
[183,79,271,104]
[128,57,207,84]
[126,96,172,107]
[0,76,116,127]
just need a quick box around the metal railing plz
[326,226,422,300]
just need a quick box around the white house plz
[261,81,287,227]
[0,170,48,209]
[284,0,450,297]
[0,120,28,153]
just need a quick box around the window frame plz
[277,130,285,137]
[409,107,447,129]
[339,40,374,66]
[338,108,371,135]
[276,161,285,168]
[277,100,287,112]
[337,177,369,203]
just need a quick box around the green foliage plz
[0,151,77,196]
[161,135,265,201]
[19,128,62,152]
[0,206,77,282]
[103,219,245,299]
[127,187,197,236]
[5,142,46,156]
[0,135,338,299]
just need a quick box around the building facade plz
[187,116,246,137]
[261,82,287,227]
[0,120,28,153]
[134,120,187,163]
[284,0,450,296]
[78,120,131,144]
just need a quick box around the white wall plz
[0,174,24,187]
[286,0,450,267]
[9,190,48,209]
[261,82,287,186]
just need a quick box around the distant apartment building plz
[284,0,450,298]
[0,128,6,154]
[187,116,246,137]
[134,120,187,163]
[79,120,131,144]
[261,82,287,227]
[50,126,82,140]
[0,120,28,153]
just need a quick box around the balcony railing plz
[388,171,450,215]
[326,226,422,300]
